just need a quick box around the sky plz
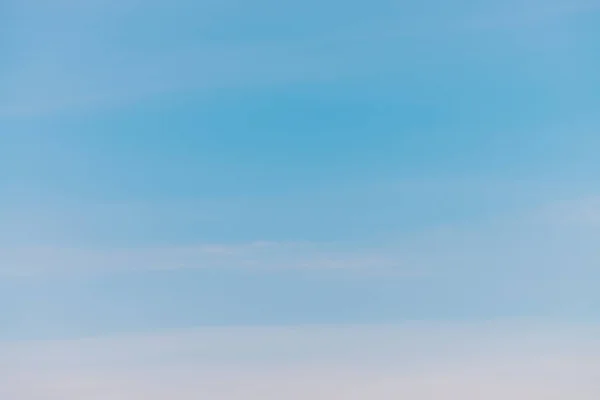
[2,0,600,398]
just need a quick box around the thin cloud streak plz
[2,196,600,279]
[0,241,410,277]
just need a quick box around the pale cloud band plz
[3,321,600,399]
[2,196,600,278]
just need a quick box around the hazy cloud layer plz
[3,321,600,399]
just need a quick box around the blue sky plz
[2,0,600,398]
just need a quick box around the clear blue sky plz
[2,1,600,397]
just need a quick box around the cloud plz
[0,241,410,277]
[2,321,600,399]
[2,195,600,282]
[2,196,600,336]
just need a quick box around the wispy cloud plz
[0,241,409,277]
[3,321,600,399]
[3,196,600,279]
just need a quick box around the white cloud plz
[2,321,600,399]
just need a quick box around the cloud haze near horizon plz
[3,322,600,400]
[3,0,600,398]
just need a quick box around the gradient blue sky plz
[2,0,600,398]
